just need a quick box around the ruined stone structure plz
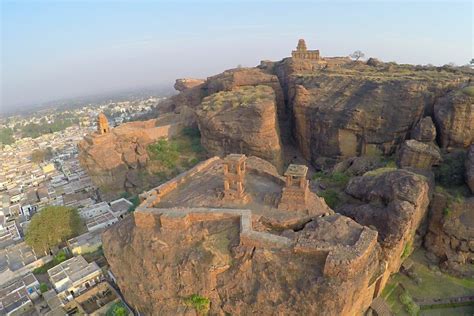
[222,154,249,202]
[97,113,110,135]
[278,164,309,211]
[291,39,320,60]
[103,155,384,315]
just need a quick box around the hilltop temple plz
[291,39,320,60]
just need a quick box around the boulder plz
[332,156,384,176]
[196,85,283,170]
[397,139,442,169]
[466,144,474,193]
[339,169,431,285]
[433,87,474,149]
[174,78,205,92]
[411,117,436,142]
[366,58,383,67]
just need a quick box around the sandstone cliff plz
[270,60,471,165]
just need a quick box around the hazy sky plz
[1,0,472,111]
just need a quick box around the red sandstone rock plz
[174,78,205,92]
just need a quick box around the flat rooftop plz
[48,256,101,290]
[284,164,308,178]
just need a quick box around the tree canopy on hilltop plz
[25,206,84,254]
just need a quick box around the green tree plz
[0,128,15,145]
[25,206,84,254]
[106,302,129,316]
[31,148,52,163]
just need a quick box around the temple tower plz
[278,164,309,211]
[222,154,249,202]
[296,39,307,51]
[97,113,110,135]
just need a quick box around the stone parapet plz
[139,156,220,207]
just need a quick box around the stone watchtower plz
[222,154,249,202]
[278,164,309,211]
[97,113,110,135]
[291,39,320,60]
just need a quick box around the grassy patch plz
[148,139,180,168]
[184,294,210,315]
[312,171,350,187]
[313,171,351,209]
[147,127,206,180]
[460,85,474,97]
[364,167,397,177]
[383,248,474,315]
[401,242,413,259]
[200,85,274,111]
[319,189,340,209]
[399,291,420,316]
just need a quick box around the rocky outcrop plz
[78,116,187,193]
[339,169,431,289]
[196,86,283,170]
[466,144,474,193]
[411,117,436,142]
[433,87,474,149]
[397,139,441,170]
[103,210,382,316]
[424,193,474,277]
[271,60,470,166]
[174,78,205,92]
[204,68,287,125]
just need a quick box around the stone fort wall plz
[134,206,379,281]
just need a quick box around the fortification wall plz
[134,206,378,280]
